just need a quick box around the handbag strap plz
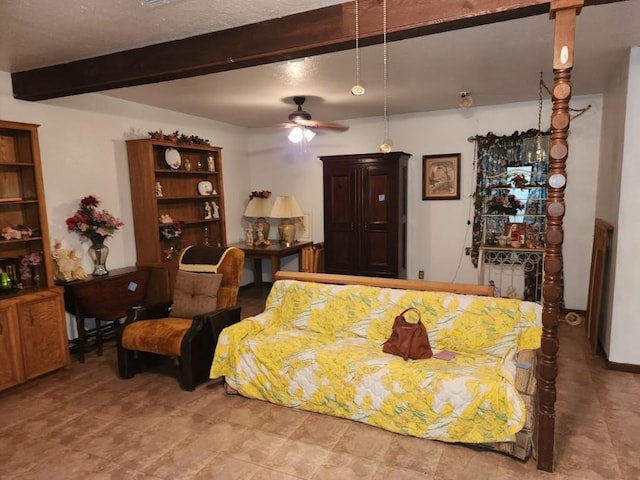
[398,307,421,323]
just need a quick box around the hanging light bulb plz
[459,91,473,108]
[351,0,365,96]
[379,139,393,153]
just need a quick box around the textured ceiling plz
[0,0,347,71]
[2,1,639,128]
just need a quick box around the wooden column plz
[538,0,583,472]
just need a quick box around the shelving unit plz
[478,163,547,303]
[0,120,69,391]
[126,138,227,302]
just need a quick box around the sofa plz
[210,272,542,457]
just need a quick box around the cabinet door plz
[359,163,399,277]
[0,304,23,391]
[323,164,358,274]
[18,294,69,379]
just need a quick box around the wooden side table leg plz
[271,257,281,283]
[95,318,103,356]
[75,311,86,363]
[253,258,263,288]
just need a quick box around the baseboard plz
[605,359,640,374]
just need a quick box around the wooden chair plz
[301,242,324,273]
[116,245,243,390]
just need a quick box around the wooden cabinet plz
[320,152,410,279]
[126,139,227,265]
[0,121,56,288]
[0,292,69,391]
[0,120,69,392]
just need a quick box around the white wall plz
[595,52,629,357]
[248,95,603,310]
[0,70,250,335]
[607,48,640,365]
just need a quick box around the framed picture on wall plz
[295,213,312,242]
[422,153,461,200]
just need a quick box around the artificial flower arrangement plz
[65,195,124,244]
[159,221,183,240]
[148,129,210,145]
[485,189,525,215]
[22,252,41,266]
[18,252,43,287]
[249,190,271,200]
[1,224,33,240]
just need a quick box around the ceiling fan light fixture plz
[459,91,473,108]
[288,126,315,144]
[288,127,303,143]
[303,128,316,142]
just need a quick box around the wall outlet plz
[418,270,424,279]
[465,247,471,256]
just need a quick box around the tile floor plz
[0,286,639,479]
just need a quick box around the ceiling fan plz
[281,96,349,135]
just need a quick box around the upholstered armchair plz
[116,245,244,391]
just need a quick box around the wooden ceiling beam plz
[10,0,620,101]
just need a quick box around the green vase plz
[0,270,12,291]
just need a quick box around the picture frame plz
[422,153,461,200]
[295,213,312,242]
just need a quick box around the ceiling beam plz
[10,0,622,101]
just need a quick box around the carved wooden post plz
[538,0,583,472]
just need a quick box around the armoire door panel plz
[325,231,355,273]
[363,231,390,267]
[364,171,390,224]
[328,174,354,225]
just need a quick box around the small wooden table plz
[228,241,313,287]
[56,266,151,362]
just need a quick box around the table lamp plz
[269,195,304,246]
[243,197,273,241]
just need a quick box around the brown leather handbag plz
[382,307,433,360]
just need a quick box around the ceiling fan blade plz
[292,118,349,132]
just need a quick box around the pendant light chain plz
[537,71,544,134]
[380,0,392,152]
[351,0,365,96]
[355,0,361,86]
[383,0,388,139]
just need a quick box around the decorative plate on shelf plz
[165,148,182,169]
[197,181,213,196]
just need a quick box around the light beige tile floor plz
[0,287,638,479]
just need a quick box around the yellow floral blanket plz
[210,279,541,443]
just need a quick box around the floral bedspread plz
[210,279,541,443]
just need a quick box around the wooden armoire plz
[319,151,410,279]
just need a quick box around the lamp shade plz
[269,196,304,219]
[243,197,272,218]
[269,196,304,246]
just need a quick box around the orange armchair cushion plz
[121,318,192,356]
